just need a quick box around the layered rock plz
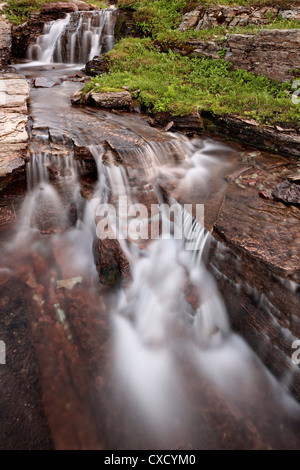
[0,73,30,193]
[226,29,300,82]
[11,1,100,59]
[41,2,79,13]
[179,5,300,31]
[0,17,11,68]
[71,89,133,110]
[178,6,300,82]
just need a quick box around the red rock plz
[41,3,79,13]
[258,190,270,200]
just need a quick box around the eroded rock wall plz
[0,17,11,68]
[180,5,300,82]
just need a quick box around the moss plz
[4,0,69,24]
[87,37,300,129]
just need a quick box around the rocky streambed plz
[0,60,299,449]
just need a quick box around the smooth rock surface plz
[34,76,58,88]
[212,153,300,282]
[0,74,29,191]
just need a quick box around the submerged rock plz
[272,180,300,205]
[34,77,59,88]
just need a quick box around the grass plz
[83,37,300,129]
[85,0,110,8]
[116,0,300,51]
[4,0,68,24]
[4,0,109,24]
[153,17,300,49]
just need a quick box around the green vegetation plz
[85,37,300,128]
[81,0,297,127]
[5,0,300,128]
[115,0,300,53]
[4,0,68,24]
[117,0,300,38]
[264,15,300,30]
[4,0,109,24]
[85,0,110,9]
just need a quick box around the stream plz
[0,10,300,450]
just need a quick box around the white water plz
[27,10,116,64]
[6,59,300,446]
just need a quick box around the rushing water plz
[3,16,300,448]
[27,10,116,64]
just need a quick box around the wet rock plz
[258,190,270,200]
[202,113,300,159]
[162,121,174,132]
[41,2,79,13]
[0,275,53,449]
[93,238,131,286]
[38,66,55,71]
[84,55,109,77]
[155,110,204,132]
[213,154,300,282]
[90,91,132,110]
[34,77,59,88]
[72,89,133,110]
[272,180,300,205]
[56,277,83,290]
[70,89,85,105]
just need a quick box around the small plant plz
[85,37,300,128]
[217,47,227,59]
[4,0,68,24]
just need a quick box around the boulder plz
[84,55,109,76]
[90,91,132,110]
[272,180,300,205]
[71,0,95,11]
[41,3,79,13]
[34,77,59,88]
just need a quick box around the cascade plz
[27,9,116,64]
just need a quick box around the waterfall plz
[3,61,300,447]
[27,9,116,64]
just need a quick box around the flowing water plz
[27,9,116,64]
[2,12,300,449]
